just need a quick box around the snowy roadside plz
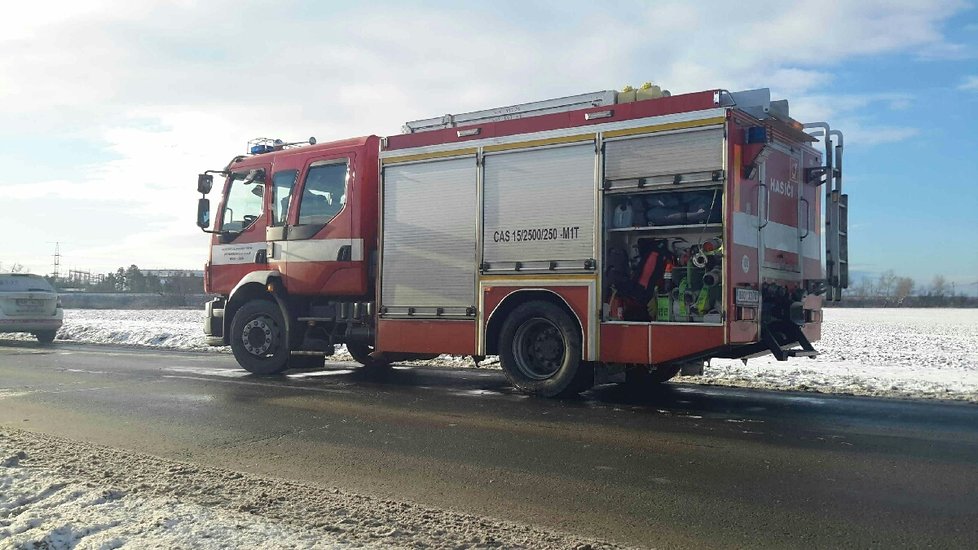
[1,308,976,403]
[0,430,617,550]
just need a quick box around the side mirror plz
[197,174,214,194]
[197,197,211,229]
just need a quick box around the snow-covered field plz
[1,308,976,402]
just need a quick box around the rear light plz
[56,297,63,309]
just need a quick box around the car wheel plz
[498,301,592,397]
[33,330,57,344]
[230,300,290,375]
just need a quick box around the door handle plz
[799,197,810,240]
[756,183,769,228]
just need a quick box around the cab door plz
[209,164,271,294]
[278,152,357,296]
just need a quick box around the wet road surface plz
[2,340,977,548]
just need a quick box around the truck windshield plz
[221,170,265,233]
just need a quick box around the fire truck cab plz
[196,86,847,397]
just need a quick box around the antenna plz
[52,241,61,280]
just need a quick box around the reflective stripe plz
[213,239,364,266]
[211,242,265,266]
[280,238,364,262]
[732,212,820,260]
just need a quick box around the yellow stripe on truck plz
[602,117,726,139]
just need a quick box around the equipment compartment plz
[603,186,724,324]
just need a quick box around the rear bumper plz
[203,297,226,346]
[0,316,63,332]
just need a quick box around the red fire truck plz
[195,86,848,397]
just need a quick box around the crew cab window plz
[297,161,347,225]
[271,170,298,226]
[220,169,265,233]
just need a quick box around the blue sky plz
[1,1,976,294]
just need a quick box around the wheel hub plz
[513,318,565,380]
[241,316,276,356]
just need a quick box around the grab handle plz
[799,197,810,240]
[756,183,769,228]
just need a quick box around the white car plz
[0,273,64,343]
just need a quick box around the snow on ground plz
[693,308,978,402]
[0,308,975,402]
[0,450,356,549]
[0,430,613,550]
[0,309,215,351]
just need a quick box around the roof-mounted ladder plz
[401,90,618,133]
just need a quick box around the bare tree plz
[931,275,948,297]
[895,277,915,303]
[877,270,897,298]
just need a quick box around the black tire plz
[626,364,681,387]
[33,330,57,344]
[498,301,592,397]
[346,343,391,369]
[229,300,290,375]
[288,353,325,370]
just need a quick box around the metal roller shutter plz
[382,157,477,312]
[604,127,723,181]
[483,143,596,267]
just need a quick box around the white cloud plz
[959,75,978,91]
[0,0,968,273]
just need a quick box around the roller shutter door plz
[604,127,723,181]
[483,143,596,268]
[381,157,476,313]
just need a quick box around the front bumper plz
[204,297,226,346]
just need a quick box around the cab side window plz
[298,161,348,226]
[270,170,299,226]
[220,169,265,233]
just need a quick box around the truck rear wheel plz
[498,301,592,397]
[346,343,390,369]
[230,300,290,375]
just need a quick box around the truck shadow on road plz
[276,363,978,442]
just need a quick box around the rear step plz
[762,321,818,361]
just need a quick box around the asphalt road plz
[2,340,977,549]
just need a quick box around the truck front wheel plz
[499,301,592,397]
[230,300,290,375]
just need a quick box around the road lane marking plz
[287,369,356,379]
[163,366,250,378]
[160,375,353,395]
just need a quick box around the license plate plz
[734,288,761,306]
[17,299,44,306]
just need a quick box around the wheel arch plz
[224,271,290,345]
[484,289,585,358]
